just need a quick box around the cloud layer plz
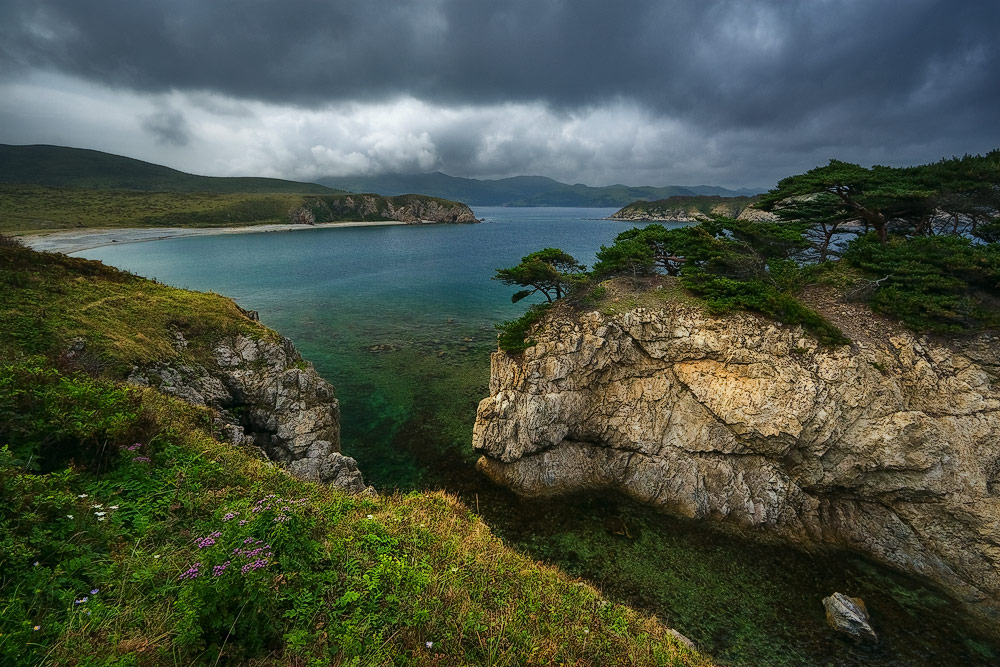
[1,1,998,188]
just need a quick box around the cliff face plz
[129,331,368,494]
[473,296,1000,624]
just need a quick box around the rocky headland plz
[608,195,763,222]
[473,283,1000,628]
[292,193,478,225]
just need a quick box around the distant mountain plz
[319,172,763,207]
[0,144,342,194]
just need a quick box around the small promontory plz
[608,195,757,222]
[473,281,1000,628]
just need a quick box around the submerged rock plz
[472,294,1000,627]
[823,593,877,643]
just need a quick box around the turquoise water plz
[79,208,629,487]
[77,208,999,666]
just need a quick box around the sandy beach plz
[16,220,436,255]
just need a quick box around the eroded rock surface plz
[473,299,1000,625]
[129,332,369,494]
[823,593,877,643]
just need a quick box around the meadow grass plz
[0,376,710,666]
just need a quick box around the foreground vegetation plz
[495,151,1000,350]
[0,238,708,665]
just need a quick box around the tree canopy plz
[756,151,1000,245]
[493,248,586,303]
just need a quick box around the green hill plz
[0,144,341,194]
[609,195,754,220]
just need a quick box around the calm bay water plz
[77,208,998,666]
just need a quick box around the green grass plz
[0,241,270,374]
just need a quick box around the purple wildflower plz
[179,563,202,580]
[90,589,99,595]
[195,531,222,549]
[238,519,248,526]
[240,558,269,574]
[222,512,239,522]
[132,456,151,463]
[212,561,231,577]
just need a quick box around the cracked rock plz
[473,300,1000,628]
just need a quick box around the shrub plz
[496,304,551,353]
[844,234,1000,332]
[0,360,139,471]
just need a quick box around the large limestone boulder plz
[473,294,1000,627]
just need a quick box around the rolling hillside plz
[0,144,341,194]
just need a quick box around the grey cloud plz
[0,1,998,185]
[142,108,190,146]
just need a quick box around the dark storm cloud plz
[142,108,190,146]
[3,1,998,126]
[1,0,998,185]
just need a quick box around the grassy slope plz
[0,240,710,666]
[0,144,339,194]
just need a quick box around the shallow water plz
[78,208,999,666]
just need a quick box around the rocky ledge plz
[472,292,1000,627]
[129,331,369,494]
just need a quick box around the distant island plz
[607,195,757,222]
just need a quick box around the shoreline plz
[18,220,431,255]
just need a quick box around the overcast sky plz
[1,0,998,190]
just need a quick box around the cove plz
[77,207,999,666]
